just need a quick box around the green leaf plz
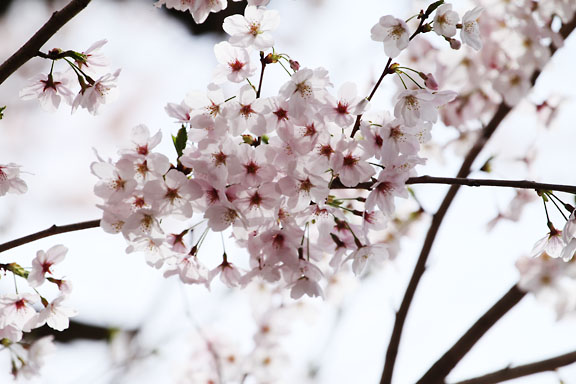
[172,125,188,159]
[424,0,444,18]
[0,106,5,120]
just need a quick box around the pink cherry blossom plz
[213,41,257,83]
[143,169,203,217]
[0,293,40,332]
[19,72,74,112]
[27,244,68,288]
[322,82,368,128]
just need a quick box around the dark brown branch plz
[28,319,138,343]
[452,349,576,384]
[408,176,576,194]
[351,57,393,138]
[416,285,526,384]
[0,219,101,254]
[331,175,576,195]
[0,0,92,85]
[380,12,576,384]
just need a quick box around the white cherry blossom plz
[0,163,28,196]
[371,15,410,58]
[434,4,459,38]
[460,6,484,50]
[20,72,74,111]
[223,5,280,50]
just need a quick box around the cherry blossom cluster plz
[392,0,576,318]
[0,245,77,378]
[91,2,470,300]
[371,4,483,57]
[425,0,576,130]
[19,40,120,114]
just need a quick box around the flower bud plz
[449,38,462,50]
[289,59,300,71]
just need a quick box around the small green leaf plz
[0,106,5,120]
[424,0,444,18]
[171,125,188,159]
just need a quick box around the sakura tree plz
[1,0,576,383]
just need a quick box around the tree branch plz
[331,175,576,195]
[0,0,92,86]
[0,219,101,254]
[416,285,527,384]
[379,12,576,384]
[452,349,576,384]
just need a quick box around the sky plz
[1,0,576,383]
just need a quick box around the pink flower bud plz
[289,59,300,71]
[449,38,462,50]
[423,73,439,90]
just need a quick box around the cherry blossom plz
[460,6,484,50]
[394,89,457,127]
[531,227,564,259]
[493,69,530,106]
[27,244,68,288]
[371,15,410,58]
[321,82,368,128]
[14,336,56,379]
[433,3,459,38]
[72,68,121,115]
[19,72,74,111]
[0,163,28,196]
[35,295,78,331]
[75,39,109,73]
[213,41,257,83]
[223,5,280,50]
[561,211,576,261]
[0,293,40,332]
[348,243,389,276]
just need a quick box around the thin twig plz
[379,12,576,384]
[256,52,266,99]
[416,285,526,384]
[0,0,92,85]
[351,57,393,138]
[0,219,101,254]
[452,349,576,384]
[351,11,430,138]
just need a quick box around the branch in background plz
[416,285,527,383]
[28,319,138,344]
[0,0,92,86]
[379,12,576,384]
[452,350,576,384]
[0,219,100,254]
